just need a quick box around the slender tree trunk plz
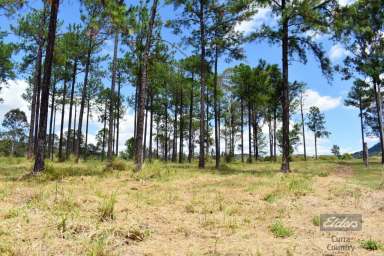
[134,80,138,139]
[253,112,258,160]
[101,102,107,161]
[198,0,206,168]
[172,100,177,162]
[58,76,67,161]
[214,46,220,168]
[149,94,154,162]
[165,102,168,161]
[32,0,59,173]
[143,101,148,160]
[248,102,252,163]
[281,0,290,172]
[300,92,307,160]
[240,98,244,162]
[134,0,159,171]
[156,117,159,159]
[179,87,184,163]
[269,118,273,158]
[73,102,77,153]
[314,134,318,160]
[273,109,277,161]
[28,43,43,159]
[85,96,90,160]
[188,73,194,163]
[66,60,77,159]
[48,80,56,159]
[75,37,92,162]
[107,31,119,162]
[373,81,384,164]
[116,73,121,155]
[359,97,365,162]
[51,106,57,160]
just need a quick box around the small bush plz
[312,216,320,226]
[98,194,117,222]
[318,171,329,177]
[361,239,382,251]
[110,160,127,171]
[341,153,353,160]
[270,220,293,238]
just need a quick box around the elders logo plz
[320,214,362,231]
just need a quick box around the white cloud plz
[338,0,355,6]
[235,7,272,34]
[303,89,342,113]
[0,80,29,123]
[329,43,349,62]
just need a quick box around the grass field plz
[0,157,384,255]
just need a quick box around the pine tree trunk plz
[134,0,158,171]
[48,80,56,159]
[373,81,384,164]
[214,46,220,168]
[116,73,121,155]
[188,73,194,163]
[198,0,206,168]
[75,37,92,162]
[172,100,177,162]
[281,0,290,172]
[58,75,67,162]
[273,109,277,161]
[269,118,273,158]
[85,96,90,160]
[240,98,244,162]
[248,103,252,163]
[66,60,77,159]
[73,102,77,153]
[107,31,119,162]
[315,134,318,160]
[28,43,43,159]
[149,94,153,162]
[51,106,57,160]
[32,0,59,173]
[143,101,148,160]
[179,87,183,163]
[359,97,365,163]
[300,92,307,160]
[165,102,168,161]
[102,102,107,161]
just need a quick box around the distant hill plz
[353,143,382,158]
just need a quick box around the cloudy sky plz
[0,0,375,156]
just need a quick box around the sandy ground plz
[0,160,383,255]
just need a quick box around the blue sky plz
[0,0,376,155]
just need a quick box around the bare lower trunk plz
[300,92,307,160]
[281,0,290,172]
[373,81,384,164]
[75,38,92,162]
[66,61,77,159]
[84,97,90,160]
[33,0,59,173]
[248,103,252,163]
[116,73,121,155]
[214,47,220,168]
[198,0,206,168]
[149,94,153,162]
[107,31,119,162]
[48,80,56,159]
[241,99,244,162]
[179,88,184,163]
[134,0,159,171]
[51,106,57,160]
[188,73,194,163]
[172,101,177,162]
[28,44,43,159]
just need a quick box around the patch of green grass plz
[360,239,382,251]
[318,171,329,177]
[270,220,293,238]
[263,192,279,203]
[287,176,312,196]
[98,193,117,222]
[312,216,320,226]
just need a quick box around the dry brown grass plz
[0,158,383,255]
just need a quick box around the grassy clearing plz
[0,157,383,255]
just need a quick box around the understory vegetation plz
[0,157,383,255]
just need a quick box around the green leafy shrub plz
[361,239,382,251]
[270,220,293,238]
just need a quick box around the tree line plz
[0,0,383,173]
